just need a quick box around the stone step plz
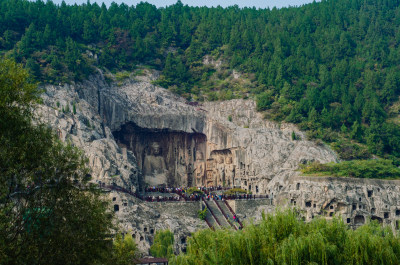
[208,200,230,228]
[205,209,218,229]
[216,201,238,230]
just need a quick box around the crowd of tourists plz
[103,182,270,203]
[141,195,182,202]
[143,186,270,202]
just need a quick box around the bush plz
[185,187,204,196]
[223,188,248,195]
[331,140,371,160]
[300,159,400,179]
[198,208,207,220]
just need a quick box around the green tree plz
[109,234,137,265]
[0,59,113,265]
[150,230,175,258]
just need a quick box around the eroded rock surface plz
[38,82,138,192]
[91,72,338,193]
[281,176,400,229]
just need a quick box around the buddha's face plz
[196,151,203,160]
[226,157,232,164]
[152,143,161,155]
[217,156,224,164]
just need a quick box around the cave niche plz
[113,122,207,188]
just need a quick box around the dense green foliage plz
[150,229,175,258]
[0,58,116,264]
[108,234,138,265]
[171,209,400,265]
[3,0,400,158]
[300,159,400,179]
[185,187,204,195]
[223,188,248,195]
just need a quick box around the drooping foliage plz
[150,229,175,258]
[171,209,400,265]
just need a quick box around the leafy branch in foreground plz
[0,58,114,265]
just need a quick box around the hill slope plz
[2,0,400,159]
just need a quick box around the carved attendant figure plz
[176,155,187,187]
[216,156,225,186]
[206,159,216,187]
[194,151,205,186]
[225,156,235,187]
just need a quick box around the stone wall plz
[111,191,205,254]
[227,199,274,223]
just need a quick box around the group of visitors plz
[143,186,271,202]
[105,183,270,204]
[142,195,181,202]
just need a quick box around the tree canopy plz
[0,58,114,264]
[171,209,400,265]
[2,0,400,159]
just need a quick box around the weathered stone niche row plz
[283,177,400,230]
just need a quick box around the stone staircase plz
[202,198,240,229]
[204,204,218,229]
[216,200,239,230]
[209,200,230,227]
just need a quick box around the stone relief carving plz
[176,154,188,187]
[225,156,236,187]
[216,156,225,186]
[194,151,205,186]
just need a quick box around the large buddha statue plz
[143,142,167,185]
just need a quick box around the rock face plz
[45,70,396,254]
[92,72,338,193]
[38,81,139,192]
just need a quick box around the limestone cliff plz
[78,71,338,193]
[37,70,345,255]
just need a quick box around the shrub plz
[223,188,248,195]
[185,187,204,196]
[198,208,207,220]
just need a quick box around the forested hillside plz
[2,0,400,161]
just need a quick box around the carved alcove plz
[113,122,207,187]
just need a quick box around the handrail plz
[214,200,237,230]
[202,197,222,227]
[224,200,244,229]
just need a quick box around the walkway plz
[103,184,257,230]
